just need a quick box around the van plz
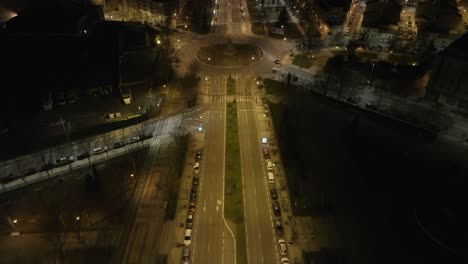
[266,160,273,171]
[182,245,191,263]
[268,172,275,184]
[184,229,192,245]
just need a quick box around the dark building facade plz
[425,33,468,109]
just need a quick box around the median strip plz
[224,101,247,264]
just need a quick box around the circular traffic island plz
[198,39,263,67]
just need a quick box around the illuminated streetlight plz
[13,219,18,224]
[208,57,211,61]
[130,173,134,177]
[205,77,209,81]
[156,40,161,44]
[75,216,80,221]
[251,56,255,60]
[163,84,166,87]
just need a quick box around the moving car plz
[281,257,290,264]
[274,59,281,64]
[278,239,287,256]
[266,160,273,171]
[194,162,200,174]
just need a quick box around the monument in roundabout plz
[197,38,263,66]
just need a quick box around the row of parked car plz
[0,134,153,185]
[182,149,203,264]
[262,147,290,263]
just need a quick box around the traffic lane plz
[193,106,224,264]
[246,104,278,264]
[238,109,264,264]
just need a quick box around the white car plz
[281,257,290,264]
[92,146,108,155]
[194,162,200,174]
[184,229,192,245]
[278,239,287,256]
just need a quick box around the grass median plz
[224,102,247,264]
[227,76,236,95]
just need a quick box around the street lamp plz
[75,216,80,221]
[130,173,134,177]
[13,219,18,224]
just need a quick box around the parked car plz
[195,150,203,161]
[262,148,270,159]
[194,162,200,174]
[274,59,281,64]
[113,142,126,149]
[184,229,192,245]
[140,133,153,140]
[281,257,290,264]
[77,152,90,160]
[192,176,199,187]
[278,239,287,256]
[23,168,37,176]
[55,156,74,167]
[186,214,193,229]
[127,136,140,144]
[365,104,377,111]
[272,201,281,216]
[275,217,284,235]
[40,162,56,171]
[0,175,18,184]
[91,147,108,155]
[270,188,278,200]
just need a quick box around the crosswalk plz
[209,95,254,102]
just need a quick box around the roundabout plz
[197,38,263,67]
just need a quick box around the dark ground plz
[270,92,467,264]
[0,148,149,263]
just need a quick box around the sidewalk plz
[165,128,206,264]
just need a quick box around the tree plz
[277,6,290,27]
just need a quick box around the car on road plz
[113,142,125,149]
[184,229,192,245]
[92,147,108,155]
[195,150,202,161]
[270,188,278,200]
[190,190,197,201]
[193,162,200,174]
[281,257,290,264]
[274,59,281,64]
[272,201,281,216]
[192,176,199,187]
[55,156,74,167]
[127,136,140,144]
[140,133,153,140]
[275,217,284,235]
[77,152,90,160]
[278,239,287,256]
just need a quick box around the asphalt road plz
[237,75,279,264]
[191,75,236,264]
